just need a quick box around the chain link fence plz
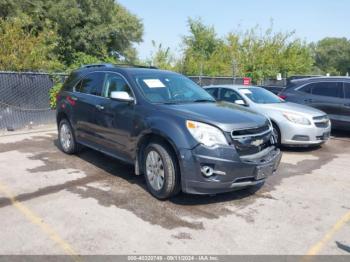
[189,76,286,94]
[0,72,286,131]
[0,72,67,131]
[188,76,246,86]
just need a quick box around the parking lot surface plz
[0,128,349,255]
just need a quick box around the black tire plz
[58,119,80,154]
[272,123,281,147]
[143,142,180,200]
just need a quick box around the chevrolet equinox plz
[56,64,282,199]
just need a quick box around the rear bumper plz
[179,145,282,195]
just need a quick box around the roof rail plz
[81,63,115,69]
[114,64,159,69]
[80,63,158,70]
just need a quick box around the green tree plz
[0,18,62,71]
[0,0,144,66]
[180,19,314,83]
[181,18,223,75]
[233,27,313,83]
[312,37,350,75]
[146,41,175,70]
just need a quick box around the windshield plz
[133,73,215,104]
[240,87,284,104]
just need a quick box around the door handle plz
[344,103,350,108]
[95,104,104,110]
[304,98,313,103]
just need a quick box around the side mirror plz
[110,91,134,102]
[234,99,246,106]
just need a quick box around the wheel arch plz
[136,132,181,177]
[56,111,69,128]
[270,118,282,144]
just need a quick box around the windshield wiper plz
[161,99,215,105]
[192,99,216,103]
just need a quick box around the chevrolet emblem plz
[251,139,264,147]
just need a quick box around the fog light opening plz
[201,166,214,177]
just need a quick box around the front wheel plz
[272,123,281,147]
[143,142,180,199]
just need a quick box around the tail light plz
[66,96,76,106]
[278,94,287,100]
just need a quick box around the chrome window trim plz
[72,70,137,104]
[294,80,348,96]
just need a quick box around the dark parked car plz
[56,64,282,199]
[279,77,350,130]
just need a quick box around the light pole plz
[232,59,237,85]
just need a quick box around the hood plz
[256,102,326,117]
[157,102,268,132]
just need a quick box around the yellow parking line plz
[0,181,80,260]
[306,210,350,255]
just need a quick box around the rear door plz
[306,81,344,126]
[73,72,106,147]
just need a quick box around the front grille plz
[229,124,273,156]
[315,122,329,128]
[313,115,330,128]
[292,135,310,141]
[231,124,270,137]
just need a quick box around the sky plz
[118,0,350,60]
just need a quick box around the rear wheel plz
[58,119,80,154]
[143,142,180,199]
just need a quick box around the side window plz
[344,82,350,99]
[221,89,244,103]
[299,83,312,93]
[206,88,219,99]
[75,72,105,96]
[103,73,133,98]
[311,82,343,98]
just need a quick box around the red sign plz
[243,77,251,86]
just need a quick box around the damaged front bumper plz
[179,145,282,195]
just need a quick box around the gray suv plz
[56,64,282,199]
[279,77,350,130]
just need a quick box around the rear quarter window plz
[298,83,312,93]
[345,82,350,99]
[62,72,78,92]
[75,72,105,96]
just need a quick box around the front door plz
[94,72,138,162]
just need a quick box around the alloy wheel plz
[145,150,165,191]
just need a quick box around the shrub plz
[49,76,64,109]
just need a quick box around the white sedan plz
[204,85,331,147]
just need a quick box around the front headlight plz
[283,112,311,126]
[186,120,228,147]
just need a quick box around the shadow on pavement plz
[53,138,263,206]
[336,241,350,253]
